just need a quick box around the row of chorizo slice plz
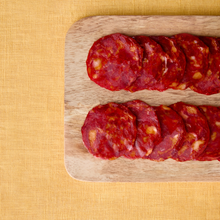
[81,101,220,162]
[87,33,220,95]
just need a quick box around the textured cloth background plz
[1,0,220,219]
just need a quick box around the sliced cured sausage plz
[151,36,186,89]
[197,106,220,161]
[201,37,220,88]
[174,33,209,90]
[81,102,137,159]
[86,33,143,91]
[146,105,185,161]
[190,37,220,95]
[122,100,161,158]
[170,102,210,162]
[126,36,168,92]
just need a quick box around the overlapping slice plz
[86,33,143,91]
[174,33,209,90]
[146,105,185,161]
[170,102,210,162]
[122,100,161,159]
[190,37,220,95]
[197,106,220,161]
[151,36,186,89]
[81,102,137,159]
[126,36,168,92]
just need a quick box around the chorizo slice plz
[170,102,210,162]
[86,33,143,91]
[151,36,186,89]
[197,106,220,161]
[122,100,161,159]
[81,102,137,159]
[174,33,209,90]
[190,37,220,95]
[126,36,168,92]
[146,105,186,161]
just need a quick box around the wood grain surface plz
[65,16,220,182]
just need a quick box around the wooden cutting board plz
[65,16,220,182]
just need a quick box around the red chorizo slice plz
[86,33,143,91]
[190,74,220,95]
[197,106,220,161]
[174,34,209,90]
[81,103,137,159]
[122,100,161,159]
[190,37,220,95]
[151,36,186,89]
[170,102,210,162]
[146,105,186,161]
[201,36,220,88]
[126,36,168,92]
